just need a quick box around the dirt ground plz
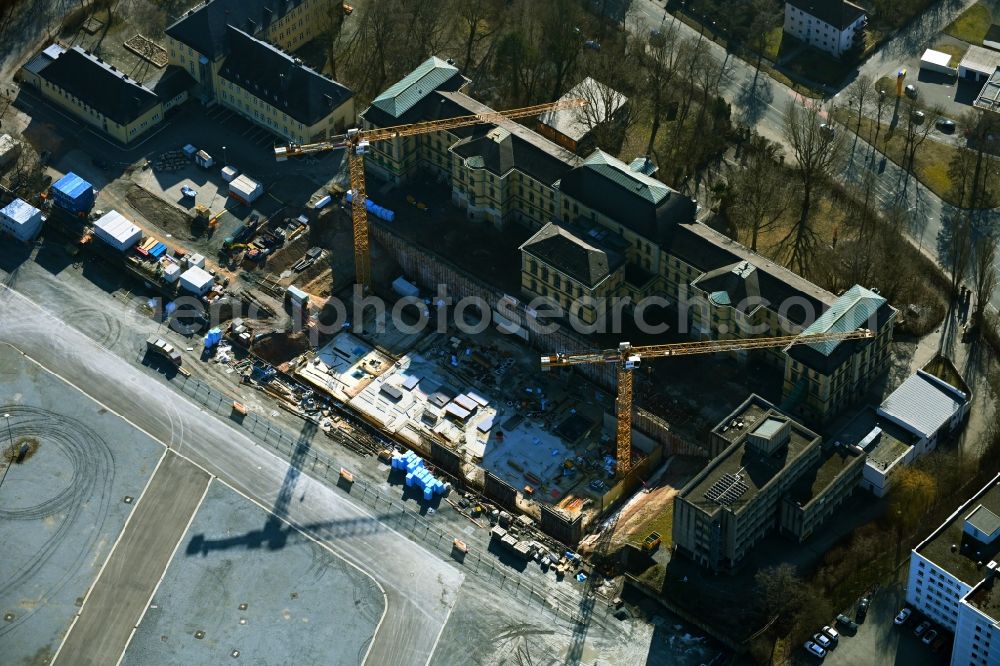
[608,456,706,550]
[125,183,194,240]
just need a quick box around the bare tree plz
[942,211,974,300]
[320,0,347,79]
[452,0,505,73]
[724,133,790,250]
[3,143,42,201]
[639,21,685,154]
[846,73,873,135]
[972,229,998,329]
[540,0,584,99]
[899,98,941,177]
[571,57,634,153]
[781,100,844,272]
[755,564,807,663]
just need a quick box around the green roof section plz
[580,150,670,205]
[370,56,459,118]
[797,285,886,356]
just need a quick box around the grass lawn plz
[943,1,993,44]
[930,40,969,67]
[763,25,783,60]
[836,108,962,204]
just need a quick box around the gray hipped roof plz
[37,46,160,125]
[520,222,624,288]
[218,27,352,126]
[165,0,307,59]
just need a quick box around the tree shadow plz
[736,71,774,127]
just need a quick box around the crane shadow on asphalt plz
[185,418,407,554]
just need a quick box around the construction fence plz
[172,372,607,624]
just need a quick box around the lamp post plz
[222,145,228,167]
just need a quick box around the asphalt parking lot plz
[792,577,948,666]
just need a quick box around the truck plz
[146,335,182,366]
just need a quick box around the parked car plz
[813,632,833,650]
[914,620,931,638]
[894,607,912,625]
[904,84,918,98]
[936,118,957,133]
[181,186,197,198]
[836,614,859,632]
[584,39,601,50]
[922,629,939,646]
[821,626,839,645]
[856,597,870,621]
[803,641,827,659]
[342,3,354,14]
[819,123,836,139]
[911,110,926,124]
[931,634,948,652]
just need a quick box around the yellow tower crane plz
[274,98,587,294]
[541,329,875,477]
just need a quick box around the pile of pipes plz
[391,451,449,500]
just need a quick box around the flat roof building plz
[878,368,971,443]
[0,198,45,242]
[93,211,142,252]
[908,475,1000,635]
[674,395,860,572]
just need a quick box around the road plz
[0,285,465,666]
[54,452,211,666]
[630,0,1000,310]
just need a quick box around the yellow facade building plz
[363,57,897,424]
[20,44,165,145]
[164,0,353,143]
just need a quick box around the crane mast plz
[542,329,875,476]
[274,97,587,294]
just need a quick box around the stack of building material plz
[391,451,448,500]
[50,172,95,214]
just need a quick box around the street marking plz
[114,477,213,666]
[50,449,168,664]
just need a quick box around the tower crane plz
[541,329,875,477]
[274,97,587,294]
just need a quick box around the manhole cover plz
[161,635,168,642]
[4,613,14,622]
[231,650,240,658]
[290,592,298,600]
[194,630,205,640]
[75,597,84,607]
[124,496,134,504]
[238,603,248,611]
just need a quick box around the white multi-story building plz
[955,566,1000,666]
[783,0,867,58]
[907,475,1000,639]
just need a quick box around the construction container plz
[161,261,180,283]
[93,211,141,251]
[179,266,214,295]
[229,175,263,205]
[221,165,239,182]
[194,150,214,169]
[50,172,95,214]
[188,252,206,269]
[182,144,197,159]
[0,198,45,242]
